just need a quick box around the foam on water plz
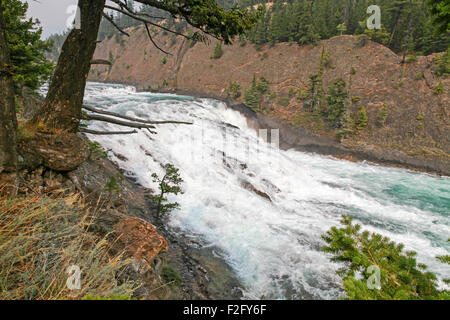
[83,83,450,299]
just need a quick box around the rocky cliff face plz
[90,25,449,175]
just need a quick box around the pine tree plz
[324,78,348,128]
[322,215,450,300]
[337,110,354,140]
[150,163,184,220]
[212,42,224,59]
[245,75,260,109]
[337,23,347,35]
[2,0,53,90]
[377,104,388,127]
[241,0,448,55]
[427,0,450,34]
[355,106,369,130]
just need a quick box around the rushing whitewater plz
[83,83,449,299]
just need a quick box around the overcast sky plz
[25,0,78,38]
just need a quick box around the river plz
[82,82,449,300]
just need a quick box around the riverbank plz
[90,33,449,177]
[10,88,245,300]
[86,79,449,176]
[72,150,245,299]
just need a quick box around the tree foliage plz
[355,107,369,130]
[322,215,449,300]
[427,0,450,34]
[241,0,449,55]
[2,0,53,90]
[212,42,224,59]
[323,78,348,128]
[150,163,184,220]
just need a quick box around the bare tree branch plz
[104,5,191,40]
[83,114,157,129]
[81,129,138,135]
[102,12,130,37]
[83,105,192,125]
[110,0,166,20]
[144,23,171,55]
[83,113,193,128]
[91,59,112,66]
[83,104,153,124]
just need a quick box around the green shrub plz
[104,175,123,195]
[278,97,291,107]
[297,89,308,100]
[377,104,388,127]
[212,42,224,59]
[433,81,444,95]
[269,91,277,100]
[406,55,417,63]
[228,81,241,99]
[289,88,296,98]
[17,125,35,142]
[87,141,107,159]
[415,72,424,80]
[434,49,450,76]
[320,50,333,69]
[161,265,181,287]
[256,77,269,93]
[350,67,356,75]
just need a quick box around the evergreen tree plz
[212,42,224,59]
[324,78,348,128]
[304,73,323,112]
[355,106,369,130]
[377,104,389,127]
[323,215,450,300]
[337,110,354,140]
[427,0,450,34]
[240,0,448,55]
[150,163,184,220]
[337,23,347,35]
[245,75,260,109]
[2,0,53,90]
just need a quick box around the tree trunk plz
[0,4,18,174]
[32,0,106,132]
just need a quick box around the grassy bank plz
[0,192,138,299]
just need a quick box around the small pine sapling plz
[151,164,184,220]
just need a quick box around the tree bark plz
[0,4,18,174]
[32,0,106,132]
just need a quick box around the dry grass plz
[0,192,139,300]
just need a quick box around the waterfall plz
[83,82,450,300]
